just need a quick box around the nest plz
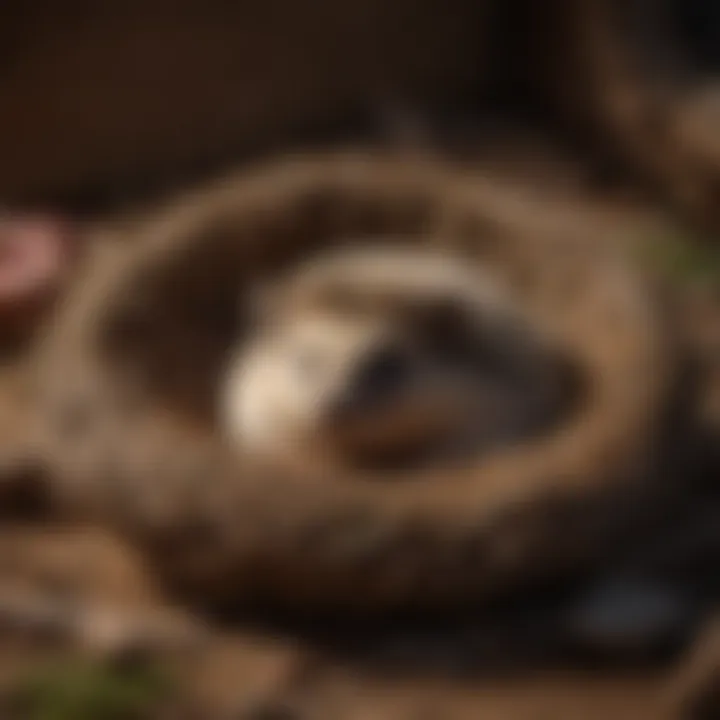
[33,151,679,612]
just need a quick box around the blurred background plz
[0,2,718,719]
[0,0,718,229]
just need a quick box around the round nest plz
[35,151,679,611]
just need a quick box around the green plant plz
[633,226,720,287]
[9,658,172,720]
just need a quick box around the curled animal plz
[34,152,678,610]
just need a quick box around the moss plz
[8,657,172,720]
[633,226,720,288]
